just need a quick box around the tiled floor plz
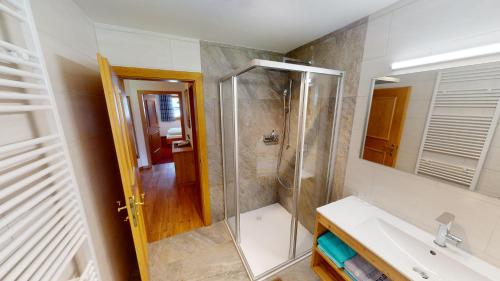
[148,221,320,281]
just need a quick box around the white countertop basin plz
[317,196,500,281]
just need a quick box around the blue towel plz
[317,232,357,268]
[318,244,343,268]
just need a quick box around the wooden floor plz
[141,162,204,242]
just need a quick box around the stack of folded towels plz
[317,232,390,281]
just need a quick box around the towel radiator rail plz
[0,0,100,280]
[416,64,500,190]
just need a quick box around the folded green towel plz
[317,232,357,267]
[318,244,343,268]
[318,244,358,281]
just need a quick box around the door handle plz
[135,193,145,206]
[117,201,127,212]
[387,144,396,156]
[128,196,138,227]
[126,194,145,227]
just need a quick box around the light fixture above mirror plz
[391,43,500,74]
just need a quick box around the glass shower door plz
[234,67,294,278]
[221,78,238,237]
[220,60,345,280]
[294,72,343,258]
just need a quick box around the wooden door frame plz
[114,66,211,225]
[137,90,186,168]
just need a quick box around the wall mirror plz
[360,61,500,198]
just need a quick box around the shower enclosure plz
[219,59,345,280]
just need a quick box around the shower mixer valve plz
[263,130,279,145]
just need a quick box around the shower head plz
[267,68,292,73]
[282,57,312,66]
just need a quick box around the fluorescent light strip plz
[391,43,500,70]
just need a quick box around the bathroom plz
[1,0,500,281]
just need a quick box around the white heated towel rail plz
[416,64,500,190]
[0,0,100,280]
[68,262,98,281]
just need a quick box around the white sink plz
[317,196,500,281]
[354,218,490,280]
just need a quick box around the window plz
[171,96,181,118]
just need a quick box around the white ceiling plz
[74,0,399,53]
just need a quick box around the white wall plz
[95,23,201,71]
[181,86,193,141]
[30,0,135,280]
[346,0,500,267]
[123,80,187,167]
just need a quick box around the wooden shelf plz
[311,212,409,281]
[312,264,342,281]
[314,246,352,281]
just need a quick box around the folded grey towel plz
[344,255,390,281]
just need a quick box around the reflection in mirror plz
[360,61,500,198]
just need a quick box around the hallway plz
[141,163,204,242]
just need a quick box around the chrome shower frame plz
[219,59,345,281]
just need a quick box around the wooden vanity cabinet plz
[311,213,409,281]
[172,141,196,184]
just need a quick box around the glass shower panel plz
[220,59,344,280]
[295,72,341,257]
[235,67,294,277]
[221,79,237,236]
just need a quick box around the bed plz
[166,127,183,139]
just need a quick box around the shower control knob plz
[263,130,280,145]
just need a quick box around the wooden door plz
[143,95,162,164]
[97,54,150,281]
[363,87,411,167]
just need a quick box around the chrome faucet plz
[434,212,463,247]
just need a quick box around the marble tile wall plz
[201,42,286,221]
[201,18,368,228]
[281,18,368,232]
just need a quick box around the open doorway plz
[139,90,185,166]
[123,80,204,242]
[99,55,211,280]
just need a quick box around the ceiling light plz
[391,43,500,70]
